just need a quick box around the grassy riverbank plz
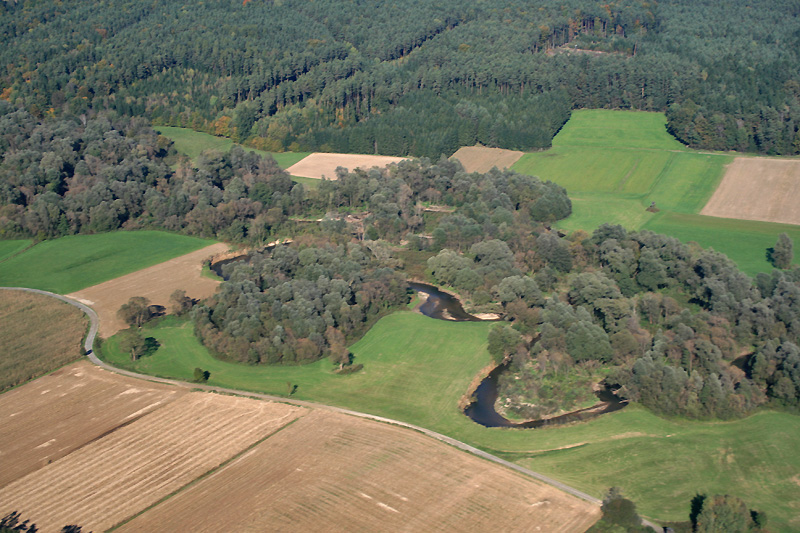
[101,311,800,531]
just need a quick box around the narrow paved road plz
[2,286,662,531]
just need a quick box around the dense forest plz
[0,104,571,243]
[422,222,800,420]
[1,0,798,156]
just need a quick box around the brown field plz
[0,290,87,392]
[119,410,600,533]
[701,157,800,224]
[286,152,408,180]
[67,242,229,337]
[0,388,305,532]
[0,361,187,488]
[450,146,525,174]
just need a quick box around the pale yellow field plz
[451,146,525,174]
[286,152,408,180]
[119,410,600,533]
[701,157,800,224]
[68,242,228,337]
[0,390,305,532]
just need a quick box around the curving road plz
[1,286,661,531]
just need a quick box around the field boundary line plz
[2,286,659,531]
[0,242,37,265]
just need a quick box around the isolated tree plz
[117,329,147,361]
[169,290,193,316]
[770,233,793,269]
[193,367,210,383]
[117,296,152,328]
[695,494,756,533]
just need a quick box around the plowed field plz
[67,242,228,337]
[0,361,185,488]
[286,153,407,180]
[0,390,305,532]
[701,157,800,225]
[118,410,600,533]
[451,146,524,173]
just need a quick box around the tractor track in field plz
[1,286,662,531]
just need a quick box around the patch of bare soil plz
[701,157,800,224]
[67,242,229,338]
[451,146,525,174]
[286,152,408,180]
[118,410,600,533]
[0,361,187,488]
[0,391,305,532]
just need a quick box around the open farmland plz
[118,409,600,533]
[156,126,310,169]
[286,152,408,180]
[0,231,216,294]
[0,389,305,532]
[0,239,31,262]
[0,289,87,392]
[68,242,228,337]
[450,146,524,173]
[701,157,800,225]
[0,361,187,488]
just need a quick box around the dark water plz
[463,363,628,428]
[408,282,495,321]
[210,254,249,280]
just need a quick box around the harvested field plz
[118,410,600,533]
[68,242,229,337]
[286,152,407,180]
[0,290,87,392]
[701,157,800,225]
[451,146,524,173]
[0,361,187,488]
[0,390,304,532]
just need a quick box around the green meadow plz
[0,239,32,263]
[102,311,800,531]
[0,231,215,294]
[512,109,800,276]
[156,126,310,169]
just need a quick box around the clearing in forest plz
[0,390,304,532]
[0,231,216,294]
[450,146,524,173]
[286,152,408,180]
[0,290,87,392]
[0,361,187,488]
[67,242,229,337]
[118,409,600,533]
[701,157,800,225]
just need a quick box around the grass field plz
[156,126,310,169]
[511,110,800,276]
[0,231,215,294]
[0,290,87,392]
[0,240,32,262]
[101,312,800,530]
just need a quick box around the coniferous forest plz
[1,0,799,157]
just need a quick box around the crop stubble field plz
[0,361,598,532]
[286,152,408,179]
[0,290,87,392]
[450,146,524,173]
[118,409,600,533]
[68,242,228,337]
[701,157,800,225]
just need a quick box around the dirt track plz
[67,242,229,337]
[701,157,800,224]
[450,146,524,173]
[286,153,408,180]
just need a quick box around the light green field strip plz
[0,239,32,262]
[552,109,688,151]
[156,126,310,169]
[0,231,216,294]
